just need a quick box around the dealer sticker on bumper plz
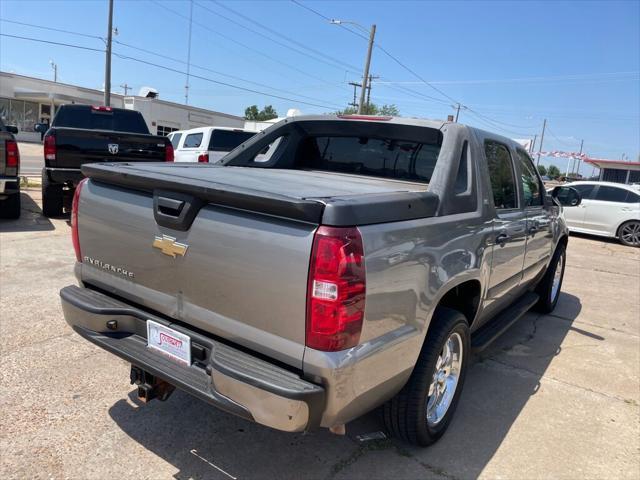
[147,320,191,365]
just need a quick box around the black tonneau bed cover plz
[82,163,439,226]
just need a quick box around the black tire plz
[533,242,566,313]
[0,189,21,219]
[42,170,64,218]
[618,220,640,248]
[382,307,470,446]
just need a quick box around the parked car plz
[0,119,21,219]
[169,126,258,163]
[555,181,640,247]
[37,104,174,217]
[60,115,581,446]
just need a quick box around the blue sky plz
[1,0,638,168]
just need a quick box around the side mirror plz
[34,123,49,133]
[6,125,18,134]
[552,186,582,207]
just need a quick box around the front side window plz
[516,149,543,206]
[572,184,596,199]
[183,133,203,148]
[485,140,518,209]
[594,186,629,203]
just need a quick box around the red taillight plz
[91,105,112,112]
[306,226,366,351]
[165,143,174,162]
[197,152,209,163]
[44,134,56,161]
[71,178,88,262]
[5,140,19,168]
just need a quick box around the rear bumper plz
[44,167,84,185]
[0,177,19,195]
[60,285,325,432]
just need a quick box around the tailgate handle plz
[157,197,185,217]
[153,190,204,231]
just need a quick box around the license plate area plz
[146,320,191,365]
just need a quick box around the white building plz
[0,71,244,142]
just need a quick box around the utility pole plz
[49,60,57,82]
[185,0,194,105]
[536,118,547,166]
[575,139,584,178]
[348,81,361,110]
[454,103,461,122]
[104,0,114,106]
[358,24,376,114]
[365,74,379,111]
[120,83,131,96]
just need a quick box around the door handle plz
[496,233,510,247]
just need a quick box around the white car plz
[168,127,258,164]
[560,181,640,247]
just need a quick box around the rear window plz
[208,130,256,152]
[170,133,182,149]
[296,136,442,183]
[52,106,150,134]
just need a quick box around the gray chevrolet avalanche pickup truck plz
[60,115,581,446]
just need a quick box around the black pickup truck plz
[40,104,174,217]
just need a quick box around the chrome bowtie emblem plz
[153,235,188,258]
[108,143,119,155]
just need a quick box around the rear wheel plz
[533,243,566,313]
[0,189,21,219]
[382,308,470,446]
[618,220,640,248]
[42,170,63,218]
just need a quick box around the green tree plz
[379,104,400,116]
[547,165,561,179]
[537,165,547,177]
[244,105,278,121]
[336,103,399,116]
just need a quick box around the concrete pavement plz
[1,188,639,479]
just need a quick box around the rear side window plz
[170,133,182,149]
[627,191,640,203]
[208,130,256,152]
[52,106,150,134]
[454,141,470,194]
[297,136,442,183]
[594,186,630,203]
[515,149,543,206]
[485,140,518,209]
[183,133,203,148]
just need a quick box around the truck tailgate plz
[52,128,166,168]
[78,180,315,368]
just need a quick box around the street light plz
[330,19,376,115]
[49,60,57,82]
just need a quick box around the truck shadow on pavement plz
[108,293,586,480]
[0,192,55,233]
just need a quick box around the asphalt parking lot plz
[1,188,639,480]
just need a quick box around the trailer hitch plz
[130,365,176,403]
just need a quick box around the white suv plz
[168,127,258,164]
[561,181,640,247]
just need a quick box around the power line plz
[0,33,104,53]
[196,1,362,76]
[1,17,345,109]
[0,33,339,110]
[0,18,104,41]
[151,0,344,89]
